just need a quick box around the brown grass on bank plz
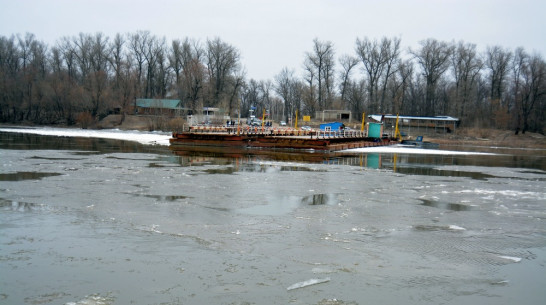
[426,128,546,149]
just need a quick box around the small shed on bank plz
[135,99,185,116]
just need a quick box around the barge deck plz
[170,126,398,152]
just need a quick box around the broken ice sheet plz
[287,277,331,291]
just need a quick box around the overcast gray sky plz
[1,0,544,81]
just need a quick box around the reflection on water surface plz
[2,131,545,173]
[0,171,62,181]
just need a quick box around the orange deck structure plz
[170,126,398,152]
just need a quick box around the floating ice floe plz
[287,277,331,291]
[65,293,114,305]
[150,224,162,233]
[499,255,522,262]
[448,225,466,231]
[312,267,334,274]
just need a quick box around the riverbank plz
[99,115,546,150]
[3,114,546,150]
[424,128,546,149]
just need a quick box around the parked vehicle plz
[280,121,287,126]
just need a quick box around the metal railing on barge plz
[185,125,369,139]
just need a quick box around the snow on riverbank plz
[0,126,172,146]
[344,145,497,155]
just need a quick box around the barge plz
[169,126,398,152]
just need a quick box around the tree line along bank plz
[0,32,544,134]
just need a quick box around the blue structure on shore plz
[319,122,344,131]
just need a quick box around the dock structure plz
[170,126,398,151]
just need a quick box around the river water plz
[1,128,545,305]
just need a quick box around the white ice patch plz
[458,189,545,200]
[0,127,172,146]
[65,293,114,305]
[448,225,466,231]
[499,255,522,262]
[150,224,162,233]
[312,267,334,274]
[287,277,331,290]
[344,145,497,155]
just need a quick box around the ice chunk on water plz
[499,255,522,262]
[65,293,114,305]
[312,267,334,274]
[449,225,466,231]
[287,277,331,290]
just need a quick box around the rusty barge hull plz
[170,132,397,151]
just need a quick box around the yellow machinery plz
[394,113,402,140]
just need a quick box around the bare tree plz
[338,54,359,109]
[58,37,77,81]
[206,37,240,107]
[378,37,401,113]
[355,37,384,113]
[305,38,335,111]
[153,39,169,98]
[226,69,245,117]
[49,39,79,123]
[142,34,167,98]
[17,33,39,120]
[389,58,413,114]
[410,38,453,115]
[302,57,317,116]
[109,33,124,87]
[174,38,206,113]
[451,41,482,120]
[512,50,546,132]
[486,46,512,103]
[72,33,93,82]
[275,67,298,122]
[169,39,184,86]
[241,79,259,117]
[261,80,273,119]
[128,31,149,98]
[241,79,273,119]
[86,33,110,117]
[345,79,367,116]
[28,37,48,122]
[108,33,135,120]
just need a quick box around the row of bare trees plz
[276,37,545,133]
[0,32,244,126]
[1,32,544,133]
